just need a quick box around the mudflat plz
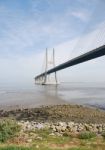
[1,104,105,123]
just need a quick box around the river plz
[0,82,105,110]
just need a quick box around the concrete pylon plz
[42,48,58,85]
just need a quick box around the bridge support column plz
[42,48,58,85]
[35,48,58,85]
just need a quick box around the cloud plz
[71,11,89,22]
[1,0,102,58]
[0,21,105,85]
[0,0,105,85]
[0,2,81,58]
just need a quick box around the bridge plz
[35,44,105,85]
[35,19,105,85]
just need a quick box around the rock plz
[61,126,66,132]
[67,122,74,128]
[55,126,61,132]
[98,127,103,133]
[27,139,32,143]
[71,126,78,133]
[36,123,44,129]
[50,124,56,131]
[49,133,55,136]
[58,122,67,127]
[18,120,105,136]
[77,124,85,132]
[44,123,50,128]
[85,124,93,131]
[55,132,62,136]
[91,124,98,133]
[36,145,39,148]
[35,136,43,140]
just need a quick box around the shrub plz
[0,119,21,142]
[78,131,96,139]
[101,131,105,139]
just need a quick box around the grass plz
[0,147,89,150]
[78,132,96,140]
[26,129,105,150]
[0,128,105,150]
[0,119,21,142]
[0,147,31,150]
[32,128,71,147]
[101,131,105,139]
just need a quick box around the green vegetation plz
[0,124,105,150]
[0,147,31,150]
[78,131,96,139]
[0,147,89,150]
[0,119,21,142]
[101,131,105,139]
[0,146,99,150]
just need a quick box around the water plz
[0,82,105,110]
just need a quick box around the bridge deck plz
[35,45,105,80]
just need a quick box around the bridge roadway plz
[35,45,105,80]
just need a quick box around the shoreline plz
[1,104,105,149]
[1,104,105,124]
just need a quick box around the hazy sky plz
[0,0,105,87]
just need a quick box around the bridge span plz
[35,45,105,84]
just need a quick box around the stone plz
[61,126,66,132]
[84,124,92,131]
[58,122,67,127]
[98,127,103,134]
[50,124,56,131]
[71,126,78,133]
[36,123,44,129]
[55,126,61,132]
[77,124,85,132]
[36,145,39,148]
[49,133,55,136]
[67,122,74,128]
[35,136,43,140]
[55,132,62,136]
[27,139,32,143]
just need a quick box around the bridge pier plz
[35,48,58,85]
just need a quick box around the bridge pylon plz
[35,48,58,85]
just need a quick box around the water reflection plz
[0,82,105,109]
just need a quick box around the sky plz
[0,0,105,87]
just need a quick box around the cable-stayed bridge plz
[35,22,105,85]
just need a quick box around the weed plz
[78,131,96,140]
[101,131,105,139]
[0,119,21,142]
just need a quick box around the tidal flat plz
[1,104,105,123]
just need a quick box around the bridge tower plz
[35,48,58,85]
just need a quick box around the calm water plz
[0,82,105,109]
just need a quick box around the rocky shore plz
[1,104,105,123]
[18,120,105,135]
[1,104,105,135]
[1,105,105,149]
